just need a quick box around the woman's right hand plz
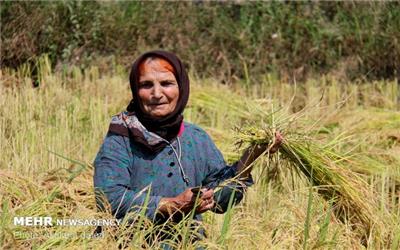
[194,188,215,213]
[158,188,215,216]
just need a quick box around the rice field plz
[0,59,399,249]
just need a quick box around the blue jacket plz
[93,122,253,223]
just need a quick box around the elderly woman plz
[93,50,282,244]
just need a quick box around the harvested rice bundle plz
[235,125,384,245]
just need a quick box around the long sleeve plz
[202,163,254,214]
[197,129,254,214]
[93,132,162,220]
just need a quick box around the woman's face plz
[137,59,179,118]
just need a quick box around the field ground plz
[0,62,399,249]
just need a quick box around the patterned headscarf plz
[108,50,189,152]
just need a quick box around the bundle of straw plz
[189,83,387,245]
[235,126,384,245]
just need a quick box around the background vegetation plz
[1,1,400,249]
[1,57,399,249]
[1,1,400,83]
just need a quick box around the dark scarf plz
[108,50,189,152]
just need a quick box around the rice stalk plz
[235,125,386,246]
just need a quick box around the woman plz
[93,50,282,244]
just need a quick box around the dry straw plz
[190,83,388,244]
[235,123,385,245]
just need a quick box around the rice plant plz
[1,59,399,249]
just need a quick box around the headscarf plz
[108,50,190,152]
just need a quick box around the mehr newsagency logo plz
[14,216,122,227]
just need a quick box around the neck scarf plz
[108,50,190,152]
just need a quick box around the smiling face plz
[137,58,179,118]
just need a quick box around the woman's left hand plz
[247,130,284,160]
[267,130,284,154]
[236,131,284,178]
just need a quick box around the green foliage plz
[218,190,236,245]
[1,1,399,81]
[303,186,313,250]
